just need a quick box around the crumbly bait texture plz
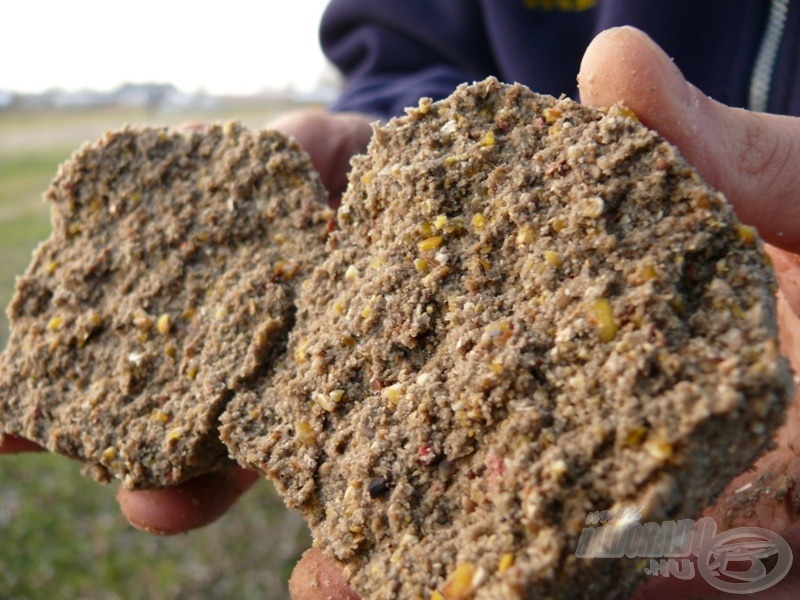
[0,124,332,489]
[221,79,792,599]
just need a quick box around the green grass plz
[0,102,316,599]
[0,453,309,600]
[0,150,59,349]
[0,151,69,186]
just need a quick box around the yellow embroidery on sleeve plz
[524,0,597,11]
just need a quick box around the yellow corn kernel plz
[369,255,386,269]
[637,264,658,284]
[616,106,639,121]
[516,225,536,245]
[382,383,403,405]
[544,250,563,268]
[187,366,198,380]
[101,447,117,463]
[551,218,566,233]
[46,261,58,275]
[434,214,449,230]
[313,394,333,412]
[181,306,197,320]
[341,334,357,347]
[150,410,170,423]
[156,313,171,336]
[344,265,360,281]
[498,553,514,573]
[418,235,444,252]
[737,224,757,245]
[419,220,434,238]
[314,391,339,413]
[414,258,429,273]
[295,340,309,363]
[489,362,504,374]
[479,130,495,147]
[332,302,346,316]
[431,592,446,600]
[361,305,373,319]
[47,316,64,331]
[645,436,673,462]
[583,196,605,218]
[543,107,562,124]
[586,298,618,342]
[167,428,184,441]
[441,562,477,600]
[471,213,485,229]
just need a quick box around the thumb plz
[578,26,800,254]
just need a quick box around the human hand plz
[8,29,800,597]
[285,27,800,600]
[576,26,800,599]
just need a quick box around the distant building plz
[0,90,13,108]
[113,83,188,109]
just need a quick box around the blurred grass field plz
[0,102,315,599]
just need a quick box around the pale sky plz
[2,0,334,95]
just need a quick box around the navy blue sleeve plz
[320,0,498,119]
[320,0,785,118]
